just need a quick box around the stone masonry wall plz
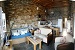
[5,0,46,29]
[47,7,69,26]
[0,1,5,12]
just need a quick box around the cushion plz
[19,30,25,35]
[12,30,20,36]
[11,32,32,39]
[60,37,66,43]
[57,42,74,50]
[18,28,28,35]
[43,38,47,43]
[66,34,74,43]
[34,33,40,37]
[39,34,47,38]
[39,28,52,35]
[34,33,47,43]
[55,37,63,43]
[21,28,28,33]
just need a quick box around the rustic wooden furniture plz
[11,37,26,44]
[3,40,13,50]
[27,36,42,50]
[50,27,60,36]
[33,27,53,46]
[45,26,60,36]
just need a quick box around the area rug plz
[13,41,54,50]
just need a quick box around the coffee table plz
[27,36,42,50]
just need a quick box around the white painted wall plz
[67,20,70,32]
[73,13,75,39]
[58,19,63,32]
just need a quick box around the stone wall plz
[0,1,5,12]
[4,0,71,32]
[5,0,46,29]
[47,7,69,26]
[0,2,3,7]
[71,2,75,36]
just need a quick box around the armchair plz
[55,34,74,50]
[57,42,74,50]
[55,37,63,50]
[3,40,13,50]
[34,28,53,45]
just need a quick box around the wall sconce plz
[45,10,46,12]
[51,11,54,14]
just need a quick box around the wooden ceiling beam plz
[32,0,69,9]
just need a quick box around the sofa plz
[10,27,32,44]
[34,28,53,45]
[57,42,74,50]
[55,33,74,50]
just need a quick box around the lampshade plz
[62,28,67,36]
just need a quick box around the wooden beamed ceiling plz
[33,0,70,8]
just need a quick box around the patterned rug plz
[13,41,54,50]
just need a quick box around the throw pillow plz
[60,37,66,43]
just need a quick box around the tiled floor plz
[13,41,54,50]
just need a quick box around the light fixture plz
[70,0,75,1]
[51,10,54,14]
[37,7,39,10]
[0,0,6,1]
[45,10,46,12]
